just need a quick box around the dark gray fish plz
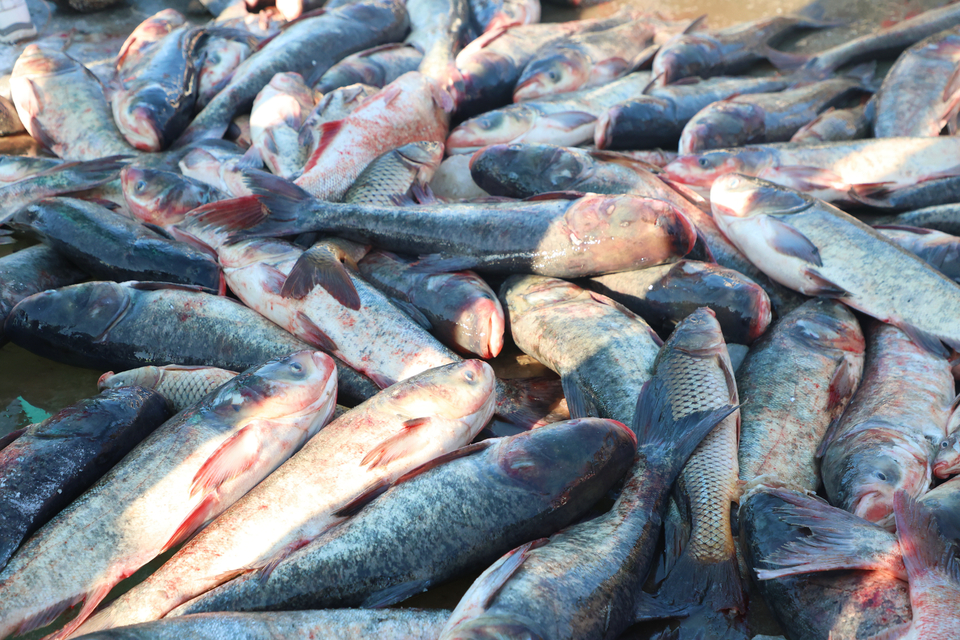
[7,197,224,292]
[0,386,169,570]
[790,98,873,143]
[313,44,423,93]
[740,485,911,640]
[2,280,378,405]
[72,609,451,640]
[595,75,792,151]
[0,96,25,137]
[870,204,960,235]
[438,378,736,640]
[0,244,85,343]
[501,275,662,425]
[467,0,539,33]
[168,417,637,615]
[875,224,960,283]
[679,77,870,153]
[585,260,772,345]
[405,0,473,99]
[174,0,409,148]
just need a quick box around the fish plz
[0,155,61,183]
[874,224,960,284]
[297,83,379,163]
[295,72,450,201]
[2,280,379,406]
[437,376,736,640]
[405,0,472,100]
[343,141,444,205]
[594,75,792,151]
[121,165,228,228]
[174,0,409,147]
[467,0,539,33]
[166,417,636,615]
[818,321,952,529]
[72,610,451,640]
[513,20,655,101]
[933,408,960,479]
[789,98,873,143]
[0,244,85,343]
[10,45,136,161]
[7,197,224,292]
[585,260,772,345]
[870,203,960,236]
[115,9,188,81]
[0,350,338,640]
[357,249,504,358]
[0,386,169,570]
[679,76,870,153]
[250,72,318,178]
[736,299,864,492]
[178,139,262,197]
[447,71,654,153]
[313,44,423,94]
[74,360,495,634]
[198,171,696,280]
[708,173,960,355]
[874,26,960,137]
[197,35,257,109]
[501,274,662,425]
[98,365,239,413]
[428,154,489,200]
[0,96,25,137]
[646,307,744,620]
[740,485,911,640]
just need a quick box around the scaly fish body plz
[343,141,444,205]
[875,224,960,284]
[298,84,379,163]
[115,9,187,79]
[98,365,239,413]
[789,100,872,143]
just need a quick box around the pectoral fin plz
[760,215,823,266]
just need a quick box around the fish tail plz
[654,546,746,617]
[893,490,960,585]
[494,377,568,430]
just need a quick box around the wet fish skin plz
[875,224,960,284]
[178,139,260,197]
[502,275,662,427]
[98,365,239,413]
[585,260,772,345]
[871,203,960,236]
[169,417,636,615]
[115,9,187,77]
[358,249,504,358]
[405,0,472,99]
[76,360,495,634]
[8,197,224,291]
[197,36,255,109]
[0,155,61,183]
[874,26,960,137]
[250,72,318,179]
[709,173,960,355]
[736,299,864,492]
[679,77,869,153]
[10,45,136,161]
[740,485,911,640]
[343,141,444,206]
[314,44,423,94]
[0,350,338,640]
[121,166,228,228]
[298,84,379,163]
[0,386,169,570]
[72,610,451,640]
[0,244,85,344]
[468,0,539,33]
[174,0,409,148]
[789,99,873,143]
[932,407,960,479]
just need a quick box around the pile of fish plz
[3,0,960,638]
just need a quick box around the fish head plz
[12,45,78,78]
[5,200,45,236]
[710,173,814,219]
[501,274,584,319]
[114,86,176,152]
[496,417,637,502]
[594,97,672,150]
[662,149,753,190]
[212,350,337,423]
[469,143,591,195]
[98,366,162,392]
[390,360,497,431]
[395,140,445,182]
[121,166,203,226]
[430,272,506,359]
[445,618,545,640]
[5,281,132,342]
[935,433,960,479]
[659,306,726,360]
[679,102,767,154]
[513,49,589,101]
[447,107,539,154]
[652,37,715,85]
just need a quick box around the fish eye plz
[548,70,560,82]
[698,157,710,168]
[942,440,950,449]
[876,471,887,482]
[464,369,475,382]
[290,362,303,373]
[135,180,147,192]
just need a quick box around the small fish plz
[789,98,873,143]
[98,365,239,413]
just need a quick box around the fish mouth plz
[512,75,549,102]
[746,287,773,343]
[118,102,164,152]
[484,299,505,359]
[933,457,959,479]
[97,371,116,390]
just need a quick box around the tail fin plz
[654,548,746,617]
[894,490,960,586]
[494,377,569,430]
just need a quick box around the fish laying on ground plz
[874,224,960,284]
[98,365,239,413]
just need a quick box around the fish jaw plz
[398,360,497,424]
[454,290,505,359]
[513,54,587,102]
[121,166,203,227]
[934,434,960,479]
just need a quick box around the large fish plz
[871,203,960,236]
[585,260,772,345]
[501,274,662,425]
[0,244,85,343]
[0,350,337,640]
[358,249,504,358]
[818,321,952,529]
[438,377,736,640]
[10,46,135,161]
[114,9,187,79]
[295,72,449,201]
[0,386,169,570]
[297,84,379,163]
[314,44,423,93]
[178,139,261,197]
[74,361,495,634]
[2,280,379,405]
[174,0,409,147]
[167,417,636,615]
[874,26,960,137]
[736,299,864,492]
[7,197,224,292]
[98,365,239,413]
[343,141,444,205]
[250,72,318,179]
[709,173,960,354]
[120,165,228,228]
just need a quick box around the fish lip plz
[485,301,505,358]
[119,103,164,152]
[933,458,958,479]
[97,371,115,390]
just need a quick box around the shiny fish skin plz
[10,46,135,161]
[0,351,338,640]
[178,139,259,197]
[343,141,444,205]
[404,0,472,99]
[502,275,662,428]
[736,299,864,492]
[468,0,539,33]
[875,225,960,284]
[789,100,873,143]
[121,165,227,228]
[98,366,239,413]
[314,44,423,94]
[0,387,169,570]
[250,72,317,179]
[169,418,636,615]
[76,361,495,634]
[0,155,61,183]
[871,203,960,236]
[197,36,255,109]
[298,83,379,163]
[115,9,186,78]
